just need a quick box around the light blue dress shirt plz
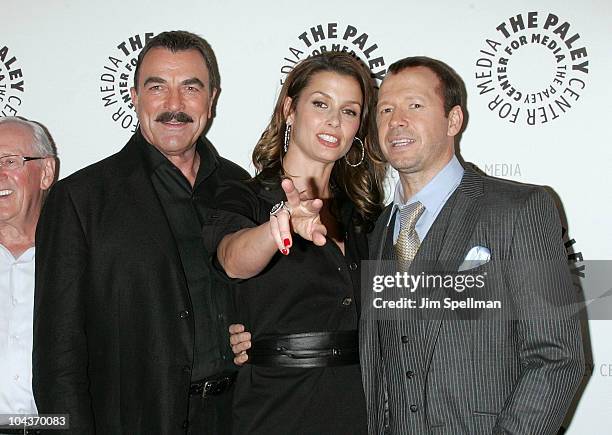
[388,155,464,244]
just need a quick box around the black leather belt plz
[248,331,359,368]
[189,371,236,398]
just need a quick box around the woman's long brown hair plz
[252,52,386,229]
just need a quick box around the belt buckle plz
[202,377,228,398]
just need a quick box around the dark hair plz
[133,30,220,92]
[387,56,466,116]
[252,51,386,228]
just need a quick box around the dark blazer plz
[33,133,249,434]
[360,166,585,434]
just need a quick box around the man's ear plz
[447,105,464,137]
[130,87,139,111]
[283,96,294,125]
[40,157,56,190]
[208,87,219,119]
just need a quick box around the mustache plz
[155,112,194,123]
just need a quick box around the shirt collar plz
[387,155,464,226]
[137,129,219,187]
[0,243,35,263]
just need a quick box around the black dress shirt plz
[141,132,248,379]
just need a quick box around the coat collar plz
[114,133,183,272]
[369,164,485,369]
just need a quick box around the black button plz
[410,404,418,412]
[349,262,358,271]
[217,313,225,320]
[406,370,414,379]
[182,420,189,429]
[182,365,191,374]
[342,297,352,306]
[337,266,342,272]
[401,335,409,343]
[179,310,190,319]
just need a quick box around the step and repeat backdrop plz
[3,0,610,431]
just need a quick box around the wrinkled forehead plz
[0,122,36,155]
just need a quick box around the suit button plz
[342,297,353,306]
[401,335,409,343]
[182,365,191,374]
[349,262,358,270]
[182,420,189,429]
[410,404,418,412]
[179,310,190,319]
[406,370,414,379]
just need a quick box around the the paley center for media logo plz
[99,32,155,132]
[0,44,25,117]
[279,22,386,86]
[474,12,589,126]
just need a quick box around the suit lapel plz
[370,205,393,262]
[118,139,183,273]
[420,168,484,371]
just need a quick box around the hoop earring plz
[284,124,292,153]
[345,137,365,167]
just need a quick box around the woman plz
[208,52,386,434]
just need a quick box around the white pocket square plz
[458,246,491,271]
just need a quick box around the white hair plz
[0,116,57,157]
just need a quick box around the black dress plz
[205,178,368,435]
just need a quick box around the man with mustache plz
[33,31,248,434]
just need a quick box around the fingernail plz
[283,238,290,247]
[281,248,288,255]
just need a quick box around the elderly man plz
[33,31,248,434]
[0,117,56,432]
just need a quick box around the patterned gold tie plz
[394,201,425,271]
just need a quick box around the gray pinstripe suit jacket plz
[360,165,585,434]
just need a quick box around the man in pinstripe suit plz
[360,57,585,434]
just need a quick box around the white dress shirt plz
[0,243,37,422]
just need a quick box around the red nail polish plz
[283,238,290,247]
[281,248,288,255]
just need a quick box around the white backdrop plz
[2,0,610,431]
